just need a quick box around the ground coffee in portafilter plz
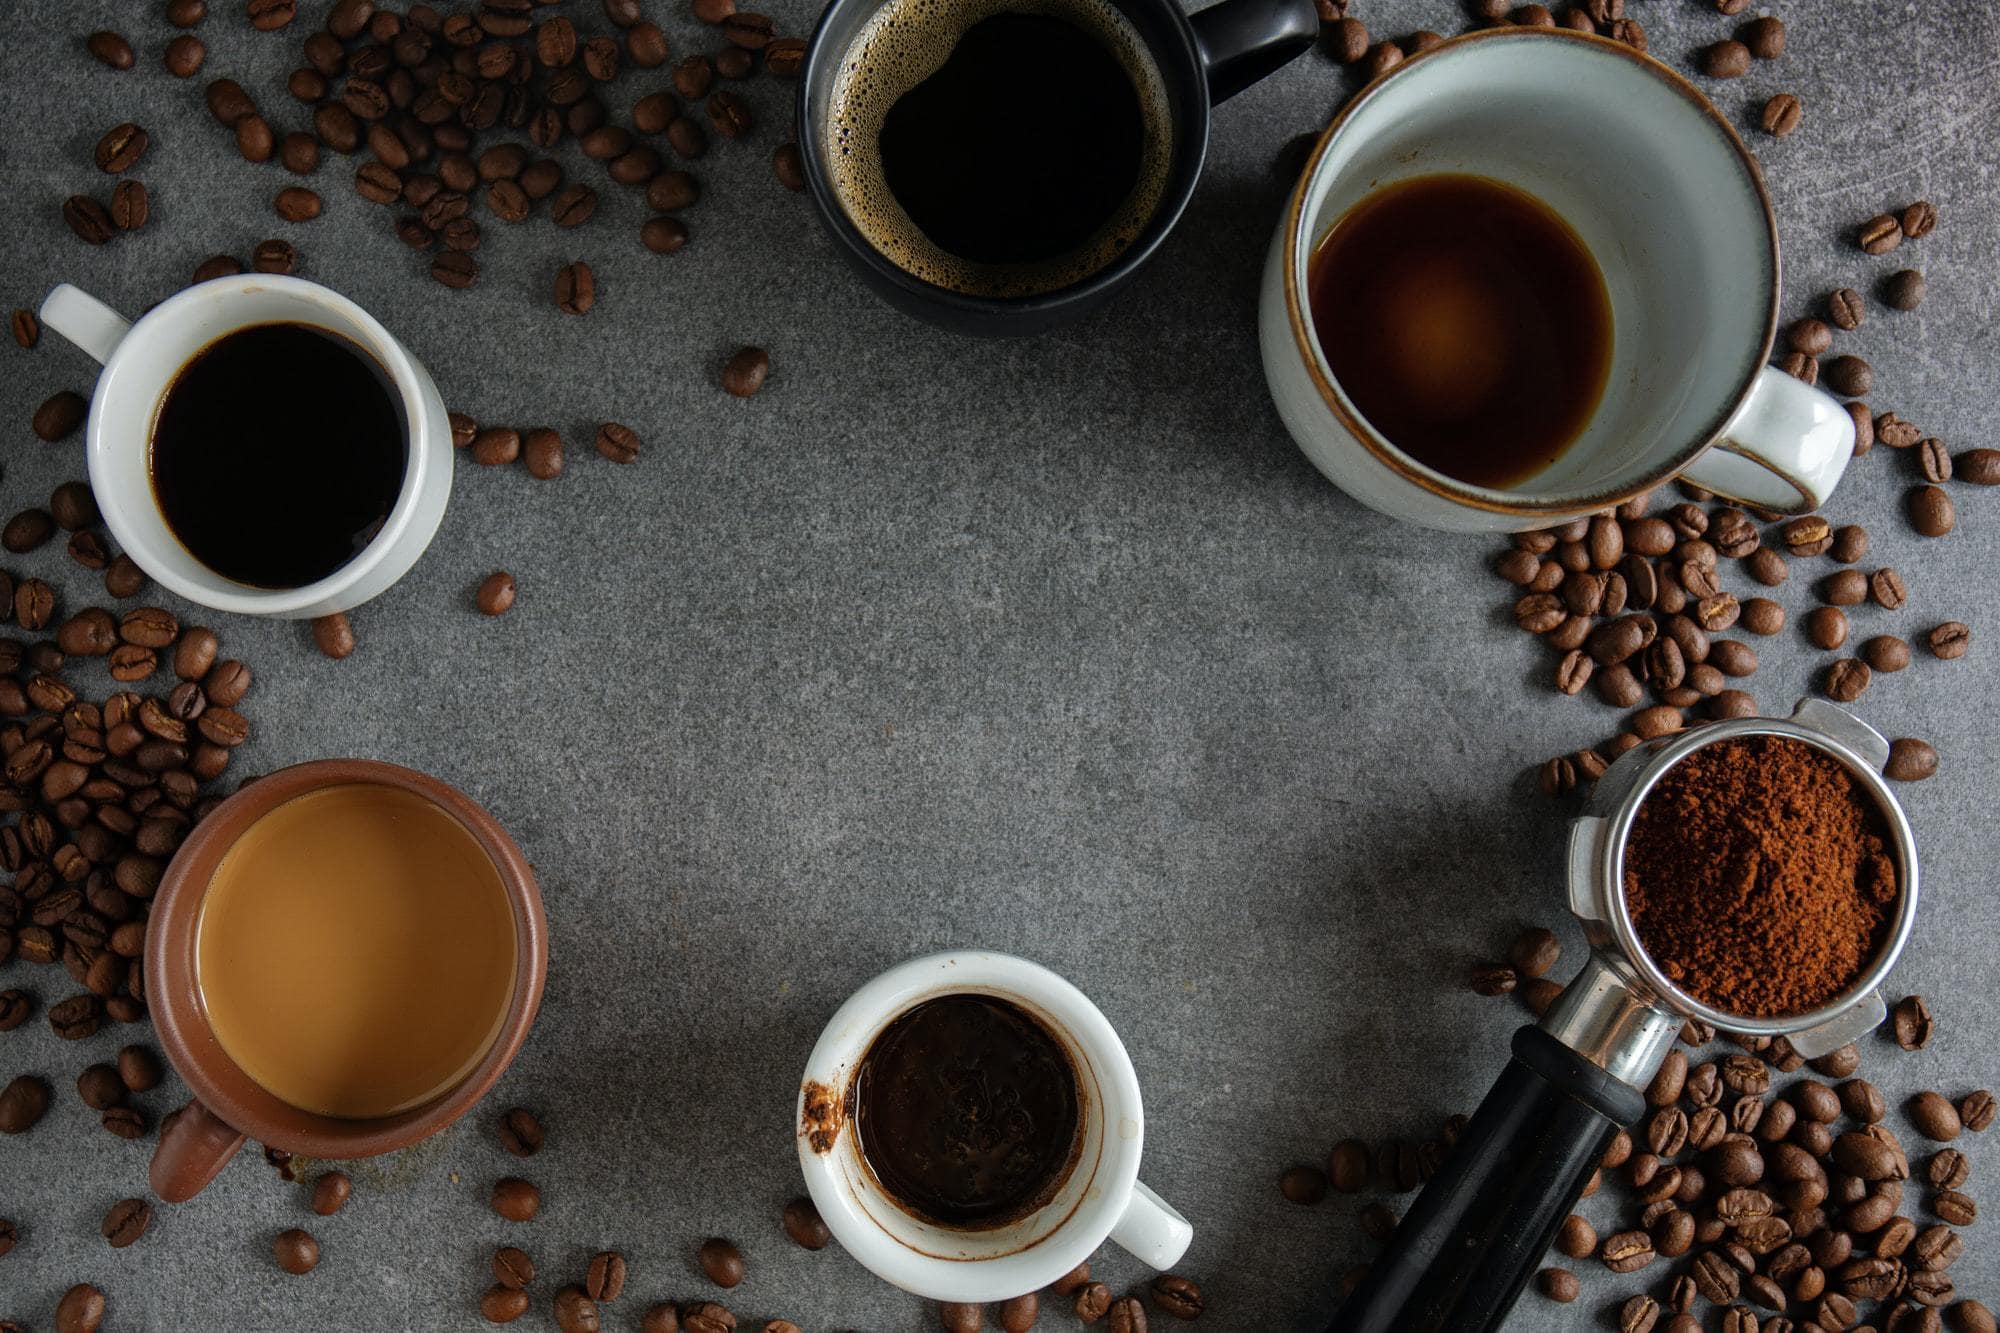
[151,322,404,590]
[854,993,1082,1227]
[826,0,1174,297]
[1623,735,1897,1017]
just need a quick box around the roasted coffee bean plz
[471,427,520,466]
[55,1283,106,1333]
[1602,1230,1655,1273]
[551,182,599,227]
[667,115,708,158]
[278,130,322,176]
[491,1177,540,1221]
[1824,354,1872,397]
[1827,287,1866,330]
[554,260,595,315]
[1908,485,1956,537]
[583,1250,627,1302]
[1785,318,1832,356]
[11,307,38,348]
[1957,446,2000,485]
[1761,91,1801,136]
[101,1197,154,1249]
[1884,267,1927,312]
[700,1237,745,1287]
[111,179,150,231]
[1902,200,1939,237]
[431,250,478,288]
[88,30,138,69]
[1868,567,1908,609]
[490,1245,536,1290]
[772,141,805,192]
[718,345,773,398]
[270,1227,319,1274]
[0,992,31,1031]
[781,1195,832,1249]
[1471,963,1517,995]
[1921,621,1971,662]
[1536,1267,1579,1303]
[77,1063,125,1109]
[595,421,641,463]
[476,573,516,616]
[1859,213,1904,255]
[1803,606,1849,652]
[1149,1275,1201,1319]
[0,1074,52,1133]
[165,33,207,76]
[1740,14,1784,56]
[1896,994,1935,1050]
[481,1287,531,1324]
[304,1170,353,1217]
[1280,1163,1328,1204]
[191,254,243,284]
[1699,39,1750,76]
[95,122,149,174]
[1822,658,1870,703]
[1909,1091,1963,1142]
[311,612,355,661]
[355,161,402,204]
[706,90,752,139]
[32,391,87,443]
[641,215,689,254]
[1107,1297,1147,1333]
[101,1103,146,1138]
[248,237,296,275]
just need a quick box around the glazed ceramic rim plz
[145,759,547,1158]
[1603,717,1920,1035]
[1279,27,1781,516]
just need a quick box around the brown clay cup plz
[145,759,547,1202]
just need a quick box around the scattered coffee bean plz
[274,1227,319,1274]
[87,30,137,70]
[1958,448,2000,485]
[117,1044,161,1091]
[102,1197,152,1248]
[1281,1163,1329,1204]
[481,1287,531,1323]
[77,1063,124,1109]
[585,1250,627,1302]
[1804,606,1849,650]
[165,33,207,76]
[773,142,805,192]
[1902,200,1938,238]
[1911,1092,1963,1142]
[1760,92,1801,137]
[1821,658,1870,703]
[1699,39,1750,77]
[1862,635,1911,673]
[1908,485,1956,537]
[432,250,479,289]
[939,1304,983,1333]
[781,1196,831,1248]
[1150,1275,1202,1320]
[491,1177,540,1221]
[11,307,38,348]
[1894,994,1934,1050]
[1884,268,1926,311]
[1869,568,1908,609]
[1740,15,1784,57]
[699,1236,746,1287]
[472,427,521,466]
[1883,738,1938,783]
[554,1285,602,1333]
[555,261,595,315]
[1537,1266,1580,1302]
[311,612,355,660]
[111,179,150,231]
[1823,355,1872,397]
[641,215,689,254]
[94,122,149,174]
[32,390,87,442]
[1859,213,1904,255]
[476,572,517,616]
[721,346,770,397]
[56,1284,106,1333]
[595,421,641,463]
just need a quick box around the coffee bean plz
[641,215,689,254]
[717,345,773,398]
[1907,485,1955,537]
[117,1044,160,1091]
[1902,199,1938,238]
[549,182,598,228]
[1826,287,1865,330]
[311,612,355,660]
[1602,1229,1655,1273]
[683,1303,735,1333]
[247,238,296,275]
[1802,606,1849,651]
[492,1177,540,1221]
[553,260,596,315]
[191,254,243,283]
[355,161,401,204]
[699,1237,745,1287]
[0,1074,51,1133]
[583,1250,627,1302]
[1739,14,1784,56]
[88,30,137,69]
[1471,963,1517,995]
[1862,634,1911,673]
[1785,318,1832,356]
[773,141,805,192]
[1957,447,2000,485]
[11,308,38,348]
[1326,1137,1370,1192]
[1822,658,1870,703]
[1281,1163,1328,1204]
[1922,621,1971,661]
[94,122,149,174]
[1859,213,1904,255]
[431,250,478,288]
[595,421,641,463]
[471,427,521,466]
[1107,1296,1148,1333]
[1536,1267,1579,1303]
[1880,267,1928,313]
[481,1288,531,1324]
[309,1170,352,1216]
[164,33,207,76]
[1823,354,1872,397]
[102,1197,152,1248]
[77,1063,124,1109]
[1760,92,1801,136]
[489,1245,536,1290]
[32,390,87,443]
[1822,568,1868,606]
[106,177,150,232]
[1869,567,1908,609]
[1959,1090,1996,1134]
[1700,39,1750,76]
[63,194,115,245]
[56,1283,105,1333]
[1911,1091,1963,1142]
[777,1195,832,1249]
[1880,738,1938,787]
[1147,1276,1201,1320]
[475,572,516,616]
[1894,995,1934,1050]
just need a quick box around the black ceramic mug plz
[796,0,1318,335]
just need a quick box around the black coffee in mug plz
[151,322,405,589]
[827,0,1174,297]
[1308,173,1613,490]
[853,993,1082,1228]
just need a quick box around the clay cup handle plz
[151,1100,248,1202]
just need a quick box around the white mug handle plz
[1109,1179,1193,1270]
[1680,365,1855,515]
[40,283,133,365]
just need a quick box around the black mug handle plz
[1188,0,1319,105]
[1329,1026,1649,1333]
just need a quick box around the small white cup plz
[796,951,1192,1303]
[1259,29,1855,533]
[38,276,453,618]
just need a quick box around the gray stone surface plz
[1,0,1996,1329]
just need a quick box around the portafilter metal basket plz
[1332,698,1920,1332]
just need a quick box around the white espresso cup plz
[38,276,452,617]
[796,950,1192,1303]
[1259,28,1855,533]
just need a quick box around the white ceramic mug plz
[38,276,452,617]
[796,951,1192,1303]
[1259,29,1855,533]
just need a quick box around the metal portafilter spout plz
[1329,700,1920,1333]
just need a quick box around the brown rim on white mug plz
[145,759,547,1202]
[1280,27,1781,517]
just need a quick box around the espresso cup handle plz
[151,1100,249,1203]
[1189,0,1318,105]
[1679,365,1855,516]
[1109,1178,1194,1270]
[39,284,133,366]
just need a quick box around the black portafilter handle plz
[1328,1025,1649,1333]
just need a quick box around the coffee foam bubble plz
[827,0,1173,298]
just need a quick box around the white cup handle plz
[1680,365,1855,515]
[1108,1179,1193,1271]
[40,283,133,366]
